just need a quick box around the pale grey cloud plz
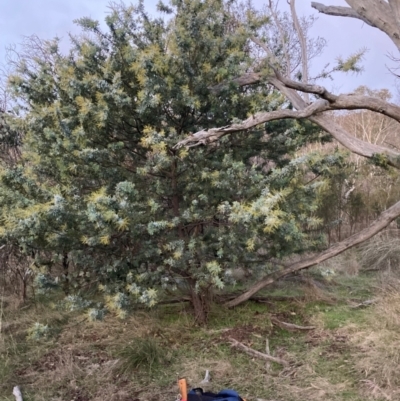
[1,0,106,56]
[0,0,159,62]
[0,0,398,95]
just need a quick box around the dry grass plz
[341,276,400,400]
[2,274,400,401]
[301,278,337,304]
[317,248,362,276]
[358,229,400,273]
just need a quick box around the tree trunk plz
[189,282,212,325]
[62,253,69,295]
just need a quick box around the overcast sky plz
[0,0,398,96]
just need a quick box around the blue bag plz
[188,388,244,401]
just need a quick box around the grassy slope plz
[0,273,398,401]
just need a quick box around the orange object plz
[178,377,188,401]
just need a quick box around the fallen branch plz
[158,297,191,305]
[228,337,289,366]
[250,295,306,303]
[217,292,306,303]
[349,299,377,309]
[200,369,211,384]
[271,316,316,331]
[265,337,271,371]
[207,327,233,334]
[225,198,400,308]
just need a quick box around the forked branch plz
[228,337,289,366]
[176,72,400,168]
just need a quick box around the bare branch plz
[210,72,261,94]
[270,74,400,121]
[289,0,310,103]
[225,198,400,308]
[277,74,400,125]
[270,316,316,331]
[269,76,400,169]
[388,0,400,24]
[228,337,289,366]
[178,72,400,168]
[174,100,330,148]
[275,71,338,101]
[267,0,292,76]
[311,2,374,27]
[312,1,400,52]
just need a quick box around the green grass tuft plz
[116,337,171,374]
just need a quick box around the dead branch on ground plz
[270,316,316,331]
[228,337,289,366]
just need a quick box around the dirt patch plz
[67,387,91,401]
[16,347,111,377]
[219,324,268,344]
[306,330,347,345]
[304,329,353,359]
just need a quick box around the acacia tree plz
[177,0,400,307]
[0,0,344,322]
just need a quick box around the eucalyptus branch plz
[289,0,309,103]
[311,2,372,26]
[177,68,400,169]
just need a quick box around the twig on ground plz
[349,299,377,308]
[207,327,233,334]
[265,338,271,371]
[200,369,211,384]
[270,316,316,331]
[228,337,288,366]
[13,386,23,401]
